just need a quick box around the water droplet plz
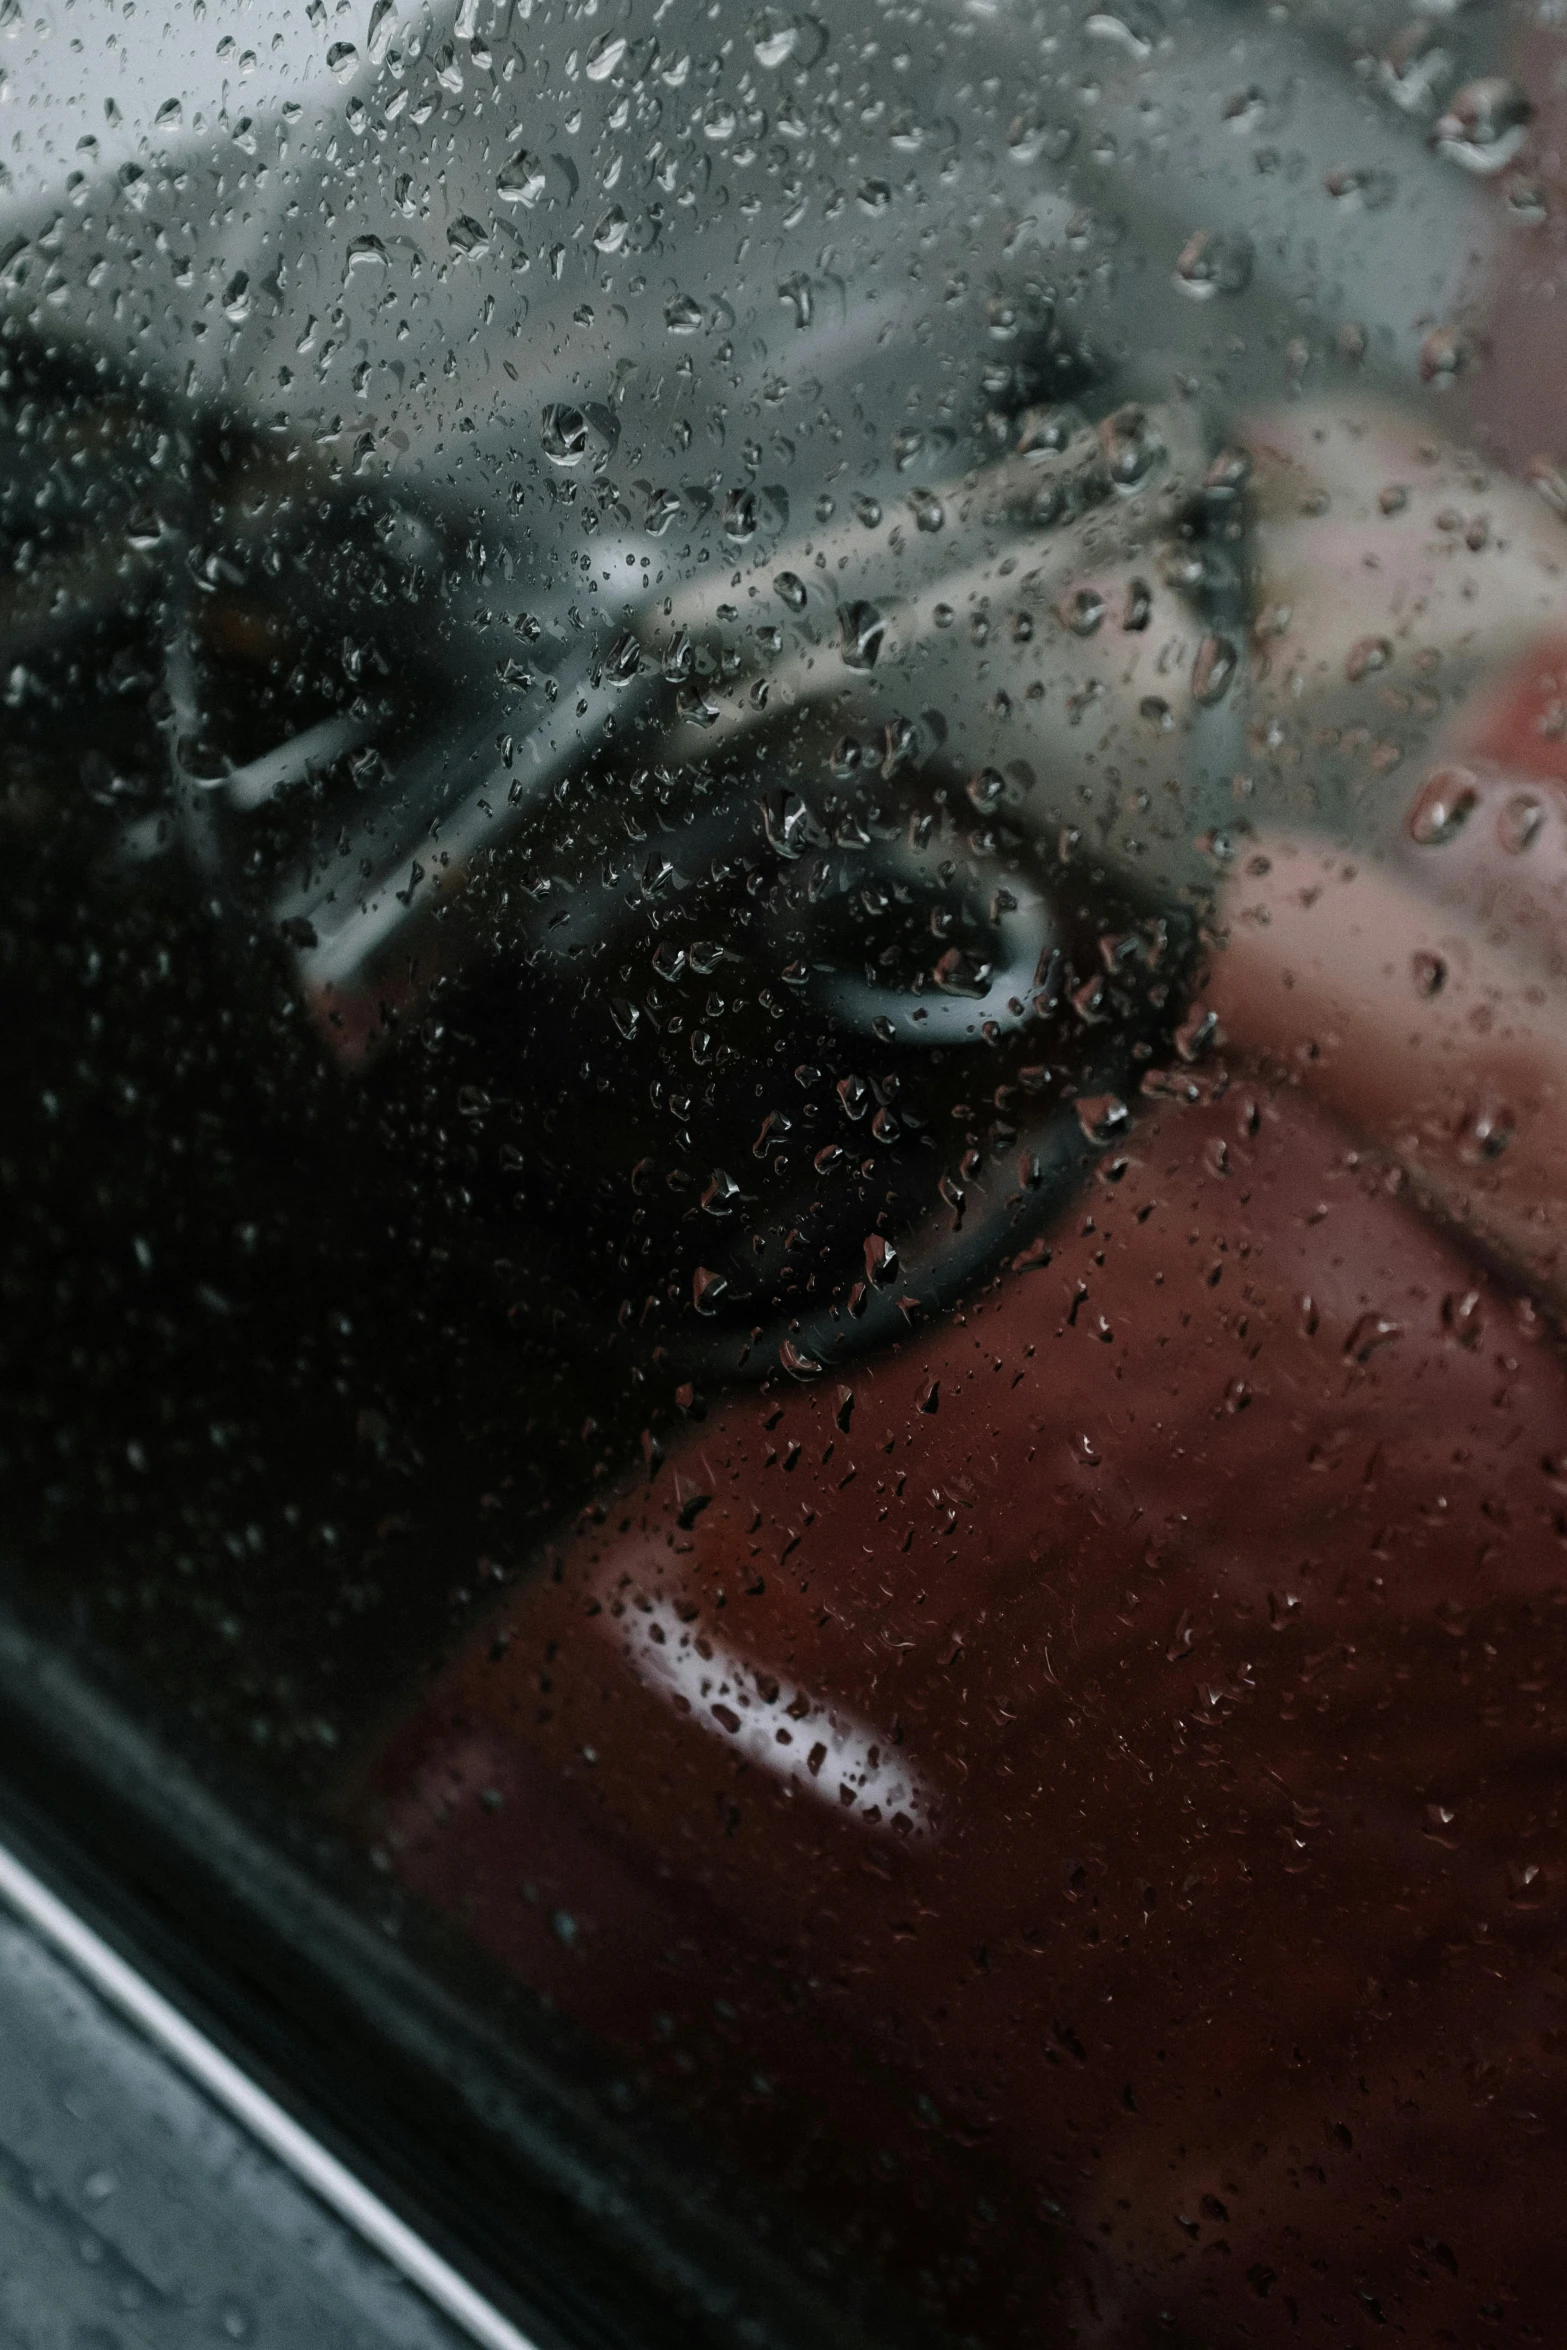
[497,148,548,206]
[852,492,882,528]
[1499,792,1545,854]
[857,178,892,214]
[541,403,588,465]
[1442,1289,1483,1346]
[1007,110,1074,165]
[773,570,808,611]
[1419,324,1469,387]
[763,792,818,858]
[1412,950,1446,998]
[1408,766,1479,844]
[1015,406,1072,461]
[367,0,395,62]
[1098,403,1162,492]
[664,292,706,333]
[1223,84,1266,129]
[779,1339,824,1379]
[967,768,1005,815]
[693,1266,728,1314]
[703,100,738,142]
[1508,1859,1545,1905]
[751,8,813,69]
[1503,171,1547,226]
[603,631,641,686]
[1431,78,1530,175]
[1345,635,1392,683]
[222,270,251,323]
[447,214,490,259]
[752,16,798,67]
[985,294,1023,342]
[1076,1093,1129,1146]
[1062,586,1105,637]
[177,737,233,786]
[674,1474,713,1529]
[1162,544,1209,595]
[1530,459,1567,518]
[677,687,722,730]
[723,487,758,542]
[584,30,628,80]
[1457,1100,1514,1160]
[1192,634,1238,706]
[839,601,885,670]
[1378,19,1447,116]
[1323,164,1396,210]
[326,39,359,79]
[778,272,813,328]
[837,1074,869,1121]
[1174,227,1253,300]
[864,1234,899,1287]
[1344,1310,1400,1363]
[933,946,993,998]
[909,487,945,533]
[1085,7,1155,60]
[1070,972,1108,1025]
[592,206,628,254]
[1203,447,1251,503]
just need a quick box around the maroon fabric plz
[361,1077,1567,2345]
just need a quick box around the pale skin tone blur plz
[1208,827,1567,1309]
[1201,400,1567,1313]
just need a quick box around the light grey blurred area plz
[0,1909,471,2350]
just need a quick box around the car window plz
[5,0,1567,2341]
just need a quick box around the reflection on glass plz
[6,0,1567,2338]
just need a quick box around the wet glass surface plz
[6,0,1567,2338]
